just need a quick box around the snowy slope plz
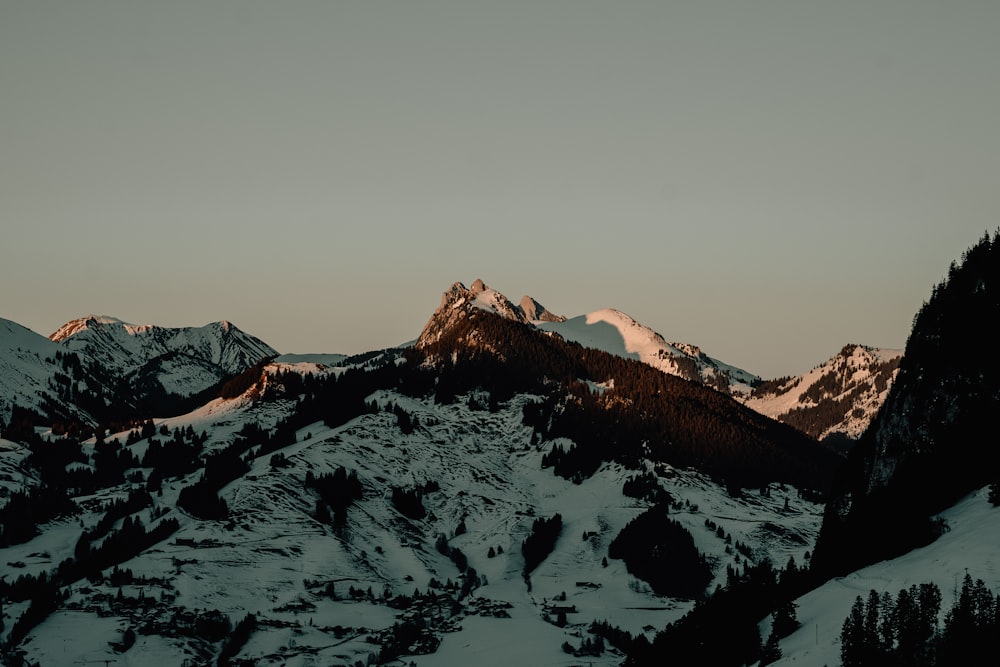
[769,486,1000,666]
[0,318,70,424]
[739,344,902,441]
[538,309,761,395]
[0,372,822,666]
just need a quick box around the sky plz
[2,1,999,380]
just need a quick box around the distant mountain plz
[51,315,276,395]
[419,279,760,396]
[0,315,276,429]
[813,230,1000,577]
[0,318,77,425]
[739,344,902,445]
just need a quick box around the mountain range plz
[1,281,898,442]
[0,315,276,431]
[1,232,997,667]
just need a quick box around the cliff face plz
[416,280,565,349]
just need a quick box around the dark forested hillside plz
[813,230,1000,577]
[419,307,840,493]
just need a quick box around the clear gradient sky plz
[3,1,998,379]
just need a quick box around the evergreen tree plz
[759,630,782,666]
[840,595,866,667]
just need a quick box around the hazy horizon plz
[4,1,998,379]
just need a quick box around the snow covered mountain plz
[51,315,277,398]
[418,280,760,395]
[766,486,1000,666]
[738,344,902,443]
[0,345,826,666]
[417,280,906,436]
[0,289,839,665]
[538,309,760,395]
[4,232,997,667]
[0,318,75,425]
[416,279,564,346]
[0,315,277,429]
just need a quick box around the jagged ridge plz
[418,279,760,396]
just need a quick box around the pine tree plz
[841,595,865,667]
[759,630,782,666]
[771,600,799,639]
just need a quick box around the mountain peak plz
[419,280,566,348]
[49,315,131,342]
[51,316,277,398]
[421,280,519,347]
[416,280,758,395]
[519,295,565,323]
[739,344,902,442]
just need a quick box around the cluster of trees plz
[391,482,437,521]
[0,483,77,547]
[83,488,153,542]
[588,619,650,656]
[2,576,67,648]
[71,515,180,579]
[142,426,208,486]
[841,575,1000,666]
[0,422,94,545]
[607,503,711,598]
[218,613,257,666]
[306,467,363,526]
[174,423,282,520]
[384,401,420,434]
[434,534,481,598]
[1,513,179,649]
[622,471,672,504]
[562,634,606,657]
[628,555,811,666]
[749,375,800,399]
[377,615,440,663]
[174,418,307,521]
[176,441,252,520]
[521,513,562,578]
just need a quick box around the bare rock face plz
[519,295,566,323]
[416,280,564,348]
